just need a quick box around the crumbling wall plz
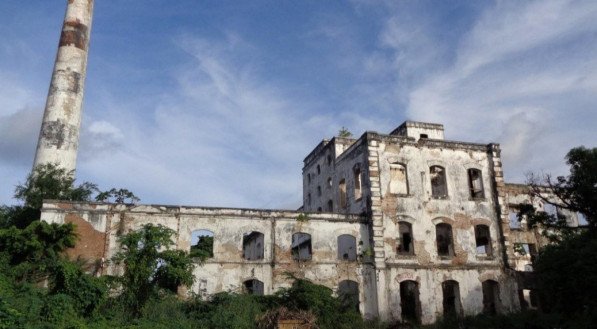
[365,133,519,323]
[302,137,368,214]
[41,202,374,315]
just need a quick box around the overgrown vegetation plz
[338,127,352,138]
[111,224,195,317]
[189,235,214,259]
[516,146,597,328]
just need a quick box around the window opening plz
[482,280,500,315]
[327,177,332,188]
[529,289,539,308]
[509,210,521,229]
[291,232,312,261]
[528,244,537,262]
[307,173,311,184]
[475,225,492,256]
[243,231,264,260]
[327,154,332,165]
[430,166,448,198]
[390,163,408,195]
[420,134,428,139]
[317,185,322,196]
[317,207,322,213]
[514,243,538,262]
[190,229,214,259]
[520,289,538,309]
[354,168,362,200]
[244,279,264,295]
[400,280,421,323]
[436,223,454,257]
[339,179,347,209]
[338,280,359,312]
[468,169,484,198]
[578,212,588,226]
[327,200,333,212]
[337,234,356,261]
[317,165,321,174]
[307,193,311,206]
[442,280,462,317]
[397,222,414,255]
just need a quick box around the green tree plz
[3,163,97,228]
[522,146,596,235]
[519,146,597,327]
[0,221,77,279]
[111,224,195,317]
[49,259,107,316]
[95,188,140,204]
[338,127,352,138]
[274,278,363,329]
[15,163,97,210]
[189,236,213,259]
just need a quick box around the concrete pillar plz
[33,0,94,172]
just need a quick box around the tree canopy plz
[520,146,597,327]
[111,224,195,317]
[521,146,596,237]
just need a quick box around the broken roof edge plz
[41,199,367,222]
[390,121,444,135]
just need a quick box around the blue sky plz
[1,0,596,209]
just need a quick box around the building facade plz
[41,121,548,324]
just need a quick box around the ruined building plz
[36,0,579,325]
[42,120,568,324]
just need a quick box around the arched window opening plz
[354,167,362,200]
[339,179,347,209]
[244,279,264,295]
[468,169,484,198]
[482,280,500,315]
[243,231,264,260]
[317,164,321,175]
[327,200,333,212]
[327,177,332,188]
[291,233,312,261]
[436,223,454,257]
[327,154,332,166]
[475,225,492,256]
[390,163,408,195]
[430,166,448,198]
[337,234,356,261]
[400,280,421,324]
[442,280,462,317]
[190,229,214,259]
[397,222,414,255]
[338,280,359,312]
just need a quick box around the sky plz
[0,0,596,209]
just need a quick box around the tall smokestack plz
[33,0,94,172]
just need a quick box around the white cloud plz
[457,0,597,75]
[75,34,329,209]
[381,0,597,181]
[0,107,41,166]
